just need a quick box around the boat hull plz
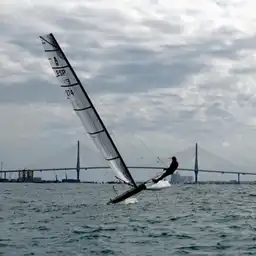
[107,179,171,204]
[107,183,147,204]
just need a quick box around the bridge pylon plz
[194,143,199,183]
[76,140,80,181]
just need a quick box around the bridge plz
[1,141,256,184]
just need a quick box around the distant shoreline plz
[0,179,256,185]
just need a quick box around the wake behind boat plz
[39,33,173,204]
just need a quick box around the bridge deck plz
[0,166,255,176]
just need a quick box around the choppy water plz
[0,183,256,255]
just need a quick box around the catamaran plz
[39,33,171,204]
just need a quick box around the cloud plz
[1,0,256,181]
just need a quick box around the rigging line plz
[112,185,118,195]
[134,134,166,165]
[133,135,169,205]
[121,134,163,204]
[134,135,167,178]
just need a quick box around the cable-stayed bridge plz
[1,141,256,183]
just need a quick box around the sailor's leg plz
[152,173,164,183]
[152,170,172,183]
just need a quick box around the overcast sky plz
[1,0,256,181]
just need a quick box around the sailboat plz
[39,33,170,204]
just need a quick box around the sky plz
[1,0,256,182]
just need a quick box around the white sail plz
[39,33,137,187]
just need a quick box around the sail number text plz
[53,57,59,66]
[56,69,66,77]
[48,57,59,67]
[65,89,74,97]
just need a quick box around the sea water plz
[0,183,255,255]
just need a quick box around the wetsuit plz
[153,158,179,183]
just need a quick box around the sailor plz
[152,156,179,183]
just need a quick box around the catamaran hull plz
[107,183,147,204]
[107,180,171,204]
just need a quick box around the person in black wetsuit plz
[152,156,179,183]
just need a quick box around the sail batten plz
[52,65,69,69]
[45,49,58,52]
[61,83,79,88]
[74,106,92,111]
[40,33,137,187]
